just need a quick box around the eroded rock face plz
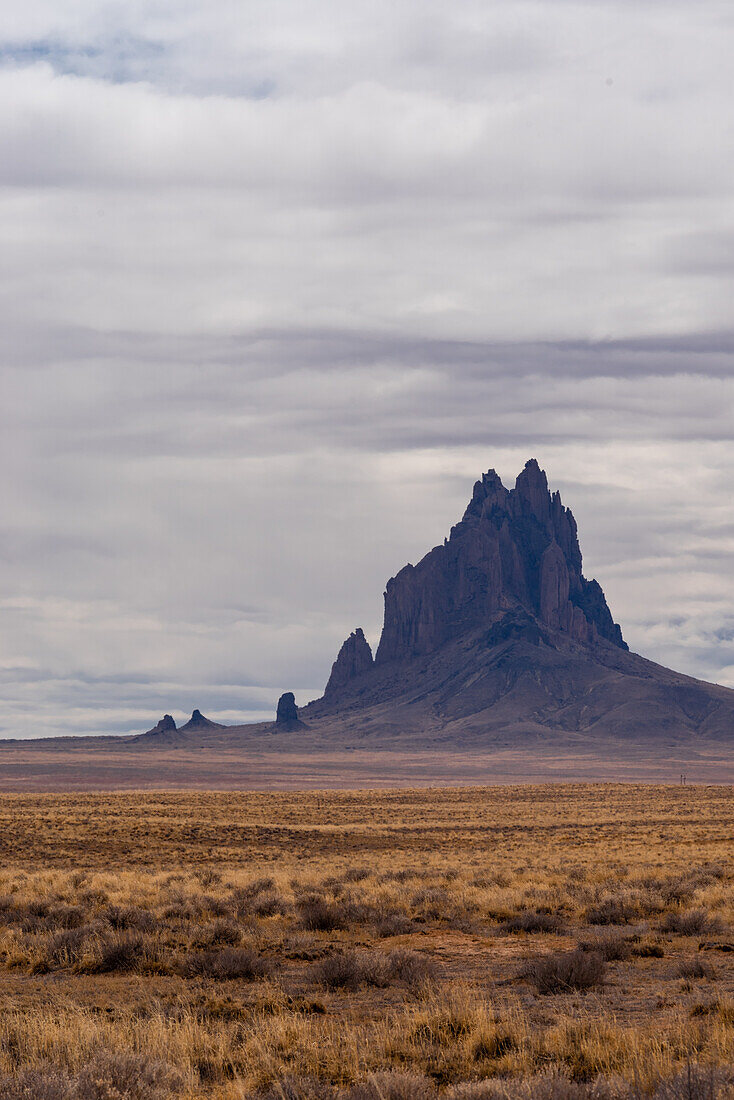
[276,692,299,727]
[145,714,176,736]
[374,459,626,664]
[324,628,374,696]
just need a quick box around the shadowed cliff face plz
[374,459,626,664]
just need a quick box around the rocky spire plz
[374,459,626,664]
[324,628,374,696]
[275,692,301,728]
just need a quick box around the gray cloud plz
[1,0,733,737]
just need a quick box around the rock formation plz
[179,709,222,732]
[275,692,301,728]
[305,458,734,744]
[374,459,625,664]
[144,714,176,736]
[324,628,374,696]
[132,457,734,752]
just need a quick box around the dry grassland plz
[0,784,733,1099]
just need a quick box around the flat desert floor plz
[1,739,734,789]
[0,784,734,1099]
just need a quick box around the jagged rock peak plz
[515,458,551,521]
[144,714,176,736]
[324,628,374,695]
[276,692,300,727]
[375,459,626,664]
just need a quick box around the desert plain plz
[0,783,733,1098]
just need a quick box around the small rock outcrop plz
[144,714,176,736]
[179,709,222,732]
[324,628,374,696]
[276,692,301,728]
[374,459,626,664]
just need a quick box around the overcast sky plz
[2,0,733,738]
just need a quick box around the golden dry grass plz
[0,784,733,1099]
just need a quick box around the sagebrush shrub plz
[522,949,605,994]
[297,895,349,932]
[584,899,637,926]
[501,911,565,935]
[578,933,632,961]
[347,1071,437,1100]
[677,958,717,981]
[181,946,270,980]
[662,910,723,936]
[313,950,391,990]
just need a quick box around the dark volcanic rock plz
[324,628,374,696]
[144,714,176,736]
[276,692,301,728]
[179,709,222,732]
[374,459,625,664]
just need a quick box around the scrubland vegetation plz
[0,785,733,1099]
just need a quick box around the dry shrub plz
[661,868,727,906]
[677,958,718,981]
[258,1076,337,1100]
[577,933,632,961]
[191,919,242,948]
[199,895,230,918]
[181,946,271,980]
[102,905,156,932]
[162,899,205,923]
[347,1071,437,1100]
[45,905,87,930]
[662,911,723,937]
[447,1076,627,1100]
[0,899,86,934]
[386,948,439,989]
[34,924,146,974]
[410,888,452,921]
[632,940,665,959]
[313,950,392,990]
[230,879,283,918]
[42,925,100,968]
[0,1066,73,1099]
[75,1051,184,1099]
[297,895,350,932]
[252,892,289,917]
[653,1065,734,1100]
[522,950,605,994]
[279,933,330,960]
[0,1051,184,1100]
[312,948,435,992]
[344,868,371,884]
[501,911,565,935]
[0,896,23,926]
[82,932,146,974]
[372,913,415,938]
[584,899,637,926]
[381,869,423,884]
[196,868,222,888]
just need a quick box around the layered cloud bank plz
[1,0,733,736]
